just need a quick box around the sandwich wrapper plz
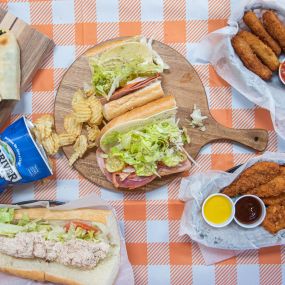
[0,193,135,285]
[178,152,285,265]
[190,0,285,140]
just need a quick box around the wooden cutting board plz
[54,38,268,192]
[0,8,54,129]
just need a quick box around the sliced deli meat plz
[96,148,191,190]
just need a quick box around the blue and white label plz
[0,140,22,182]
[0,117,53,189]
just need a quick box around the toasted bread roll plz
[103,80,164,121]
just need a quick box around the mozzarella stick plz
[263,11,285,52]
[239,30,280,71]
[231,34,272,80]
[243,11,281,56]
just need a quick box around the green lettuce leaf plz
[0,222,23,237]
[17,213,30,226]
[102,118,187,176]
[0,208,14,224]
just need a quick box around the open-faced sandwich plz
[0,207,120,285]
[85,36,168,120]
[96,96,192,189]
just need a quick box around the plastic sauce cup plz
[234,195,266,229]
[202,193,235,228]
[279,61,285,85]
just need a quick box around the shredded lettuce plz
[102,118,187,176]
[17,213,30,226]
[188,104,208,131]
[0,208,107,243]
[90,58,162,98]
[0,208,14,224]
[0,223,23,237]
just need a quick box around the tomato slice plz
[65,221,99,233]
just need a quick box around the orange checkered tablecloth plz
[0,1,284,284]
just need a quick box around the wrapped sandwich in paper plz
[0,30,20,101]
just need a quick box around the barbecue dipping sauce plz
[235,196,262,224]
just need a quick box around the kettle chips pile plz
[32,89,103,166]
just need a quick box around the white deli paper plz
[0,194,134,285]
[179,152,285,250]
[190,0,285,140]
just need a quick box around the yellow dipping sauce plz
[203,195,233,224]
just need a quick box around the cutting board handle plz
[217,125,268,151]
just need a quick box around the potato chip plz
[83,83,95,97]
[69,135,88,165]
[73,101,92,123]
[87,95,103,126]
[42,132,59,156]
[88,142,97,149]
[63,113,82,137]
[31,128,43,144]
[58,133,77,147]
[33,114,54,142]
[86,125,100,142]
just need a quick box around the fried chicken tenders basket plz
[179,152,285,250]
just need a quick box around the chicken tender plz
[231,35,272,80]
[243,11,281,56]
[263,11,285,52]
[247,167,285,197]
[263,204,285,234]
[222,161,280,197]
[239,30,280,71]
[262,193,285,206]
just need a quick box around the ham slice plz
[100,74,161,104]
[112,173,157,189]
[96,148,191,190]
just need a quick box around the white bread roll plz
[103,80,164,121]
[85,36,141,57]
[99,96,177,152]
[0,208,121,285]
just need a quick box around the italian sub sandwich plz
[96,96,192,189]
[0,207,120,285]
[102,78,164,121]
[85,36,168,102]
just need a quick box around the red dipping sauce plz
[279,62,285,84]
